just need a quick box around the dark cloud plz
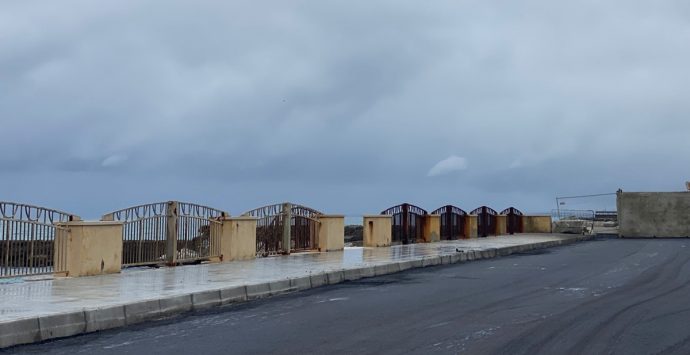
[1,0,689,219]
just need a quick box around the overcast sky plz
[2,1,689,220]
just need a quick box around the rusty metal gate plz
[102,201,226,267]
[471,206,498,238]
[242,202,321,257]
[432,205,467,240]
[0,202,75,278]
[500,207,524,235]
[381,203,427,244]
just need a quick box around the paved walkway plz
[0,234,592,348]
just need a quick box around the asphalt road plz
[7,237,690,355]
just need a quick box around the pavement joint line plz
[0,235,591,349]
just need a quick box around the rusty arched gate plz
[471,206,498,238]
[102,201,227,267]
[242,203,321,257]
[0,201,76,278]
[381,203,427,244]
[501,207,524,234]
[432,205,467,240]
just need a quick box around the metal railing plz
[552,209,595,221]
[103,201,226,267]
[500,207,524,234]
[470,206,498,237]
[0,202,75,278]
[243,203,322,257]
[432,205,467,240]
[382,203,427,244]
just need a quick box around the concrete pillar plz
[465,215,478,238]
[317,215,345,252]
[165,201,178,265]
[282,202,292,255]
[496,215,507,236]
[219,217,257,262]
[363,215,392,247]
[55,221,123,277]
[422,214,441,243]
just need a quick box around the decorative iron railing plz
[500,207,524,234]
[0,202,75,278]
[103,201,226,266]
[382,203,427,244]
[470,206,498,237]
[432,205,467,240]
[242,203,321,256]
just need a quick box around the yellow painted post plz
[465,215,478,238]
[363,215,392,247]
[54,221,123,277]
[219,217,257,261]
[496,215,507,236]
[165,201,178,265]
[422,214,441,243]
[317,215,345,252]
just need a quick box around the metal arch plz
[0,201,76,224]
[470,206,498,216]
[381,203,428,216]
[500,207,523,216]
[242,202,322,222]
[431,205,467,216]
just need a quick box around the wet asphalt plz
[6,236,690,355]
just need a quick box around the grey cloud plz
[1,0,690,218]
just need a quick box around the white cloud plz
[427,156,468,177]
[101,154,128,168]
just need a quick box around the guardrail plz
[103,201,227,267]
[0,202,76,278]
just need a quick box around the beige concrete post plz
[220,217,257,262]
[465,215,478,238]
[363,215,392,247]
[317,215,345,252]
[165,201,178,265]
[422,214,441,243]
[496,215,507,236]
[522,215,553,233]
[282,202,292,255]
[55,221,123,277]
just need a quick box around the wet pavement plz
[0,234,580,327]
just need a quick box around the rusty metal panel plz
[432,205,467,240]
[500,207,524,235]
[470,206,498,238]
[381,203,427,244]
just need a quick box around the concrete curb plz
[0,235,594,349]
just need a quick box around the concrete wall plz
[220,217,257,261]
[318,215,345,252]
[363,215,392,247]
[56,221,123,277]
[618,192,690,238]
[422,214,440,243]
[523,216,552,233]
